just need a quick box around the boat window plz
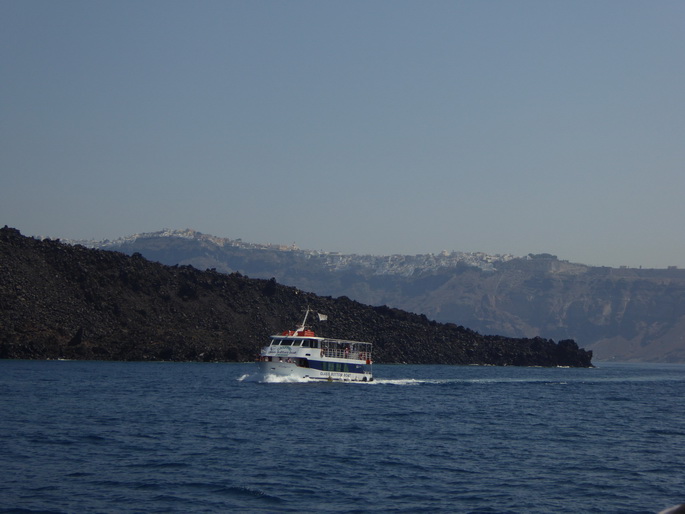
[301,340,310,348]
[292,340,302,347]
[310,341,319,349]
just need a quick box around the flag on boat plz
[318,313,328,321]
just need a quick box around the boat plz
[257,308,373,382]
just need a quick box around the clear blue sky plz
[2,1,684,268]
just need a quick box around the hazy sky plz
[2,1,684,268]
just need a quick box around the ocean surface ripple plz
[1,361,684,513]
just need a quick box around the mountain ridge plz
[68,228,519,274]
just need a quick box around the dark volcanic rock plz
[0,227,592,366]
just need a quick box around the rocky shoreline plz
[0,227,592,367]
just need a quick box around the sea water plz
[1,360,684,513]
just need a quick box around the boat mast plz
[297,306,310,332]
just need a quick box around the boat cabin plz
[270,337,321,348]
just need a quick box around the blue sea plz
[1,360,684,513]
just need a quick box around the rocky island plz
[0,227,592,367]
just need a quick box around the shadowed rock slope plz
[0,227,592,366]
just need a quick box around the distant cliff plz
[76,229,685,362]
[0,227,592,367]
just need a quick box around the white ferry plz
[257,309,373,382]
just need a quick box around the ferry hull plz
[257,360,373,382]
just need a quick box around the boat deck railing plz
[321,348,371,361]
